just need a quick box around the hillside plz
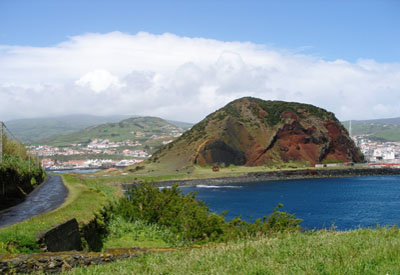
[5,114,133,143]
[342,118,400,141]
[41,116,185,147]
[149,97,363,171]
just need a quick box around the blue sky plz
[1,0,399,62]
[0,1,399,122]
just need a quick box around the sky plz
[0,0,399,123]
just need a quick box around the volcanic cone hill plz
[150,97,364,170]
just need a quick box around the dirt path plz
[0,175,68,228]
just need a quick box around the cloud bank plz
[1,31,399,122]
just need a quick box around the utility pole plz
[0,121,3,164]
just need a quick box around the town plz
[353,135,400,166]
[28,136,178,170]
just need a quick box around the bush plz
[0,134,45,209]
[115,183,302,245]
[117,183,225,243]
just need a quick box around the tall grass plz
[70,227,400,274]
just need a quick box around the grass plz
[0,174,117,254]
[102,216,183,249]
[68,227,400,274]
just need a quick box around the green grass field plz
[68,227,400,274]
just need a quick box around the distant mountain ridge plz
[41,116,187,147]
[149,97,363,171]
[342,117,400,141]
[5,114,192,143]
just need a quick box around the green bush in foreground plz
[115,183,302,245]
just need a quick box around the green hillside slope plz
[342,118,400,141]
[5,114,133,143]
[42,116,184,147]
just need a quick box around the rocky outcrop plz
[39,219,82,252]
[150,97,363,170]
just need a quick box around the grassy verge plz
[0,174,117,254]
[69,227,400,274]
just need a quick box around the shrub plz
[115,183,302,245]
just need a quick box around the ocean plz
[181,175,400,230]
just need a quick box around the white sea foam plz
[195,185,241,189]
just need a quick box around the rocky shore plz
[152,168,400,187]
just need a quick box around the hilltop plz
[342,117,400,141]
[148,97,363,172]
[5,114,133,143]
[41,116,187,147]
[6,115,193,144]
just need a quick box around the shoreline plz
[151,168,400,187]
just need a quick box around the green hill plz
[5,114,133,143]
[42,116,185,147]
[5,115,193,144]
[147,97,362,173]
[342,117,400,141]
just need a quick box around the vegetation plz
[0,133,45,209]
[70,227,400,274]
[148,96,361,172]
[243,97,335,126]
[0,174,115,254]
[42,116,184,147]
[114,183,301,245]
[103,215,183,249]
[5,114,132,143]
[342,119,400,142]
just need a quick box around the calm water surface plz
[181,176,400,230]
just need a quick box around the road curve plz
[0,175,68,228]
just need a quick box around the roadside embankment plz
[0,174,115,254]
[148,168,400,187]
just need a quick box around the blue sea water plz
[180,176,400,230]
[51,169,101,174]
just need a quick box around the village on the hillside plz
[28,131,182,170]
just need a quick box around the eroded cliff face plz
[152,97,364,169]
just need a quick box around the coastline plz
[152,168,400,187]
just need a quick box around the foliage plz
[0,134,46,208]
[243,97,335,126]
[116,183,226,244]
[115,182,302,245]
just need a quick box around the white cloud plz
[0,31,400,122]
[76,69,125,92]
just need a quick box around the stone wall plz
[0,247,175,274]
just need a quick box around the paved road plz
[0,175,68,228]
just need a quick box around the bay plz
[181,176,400,230]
